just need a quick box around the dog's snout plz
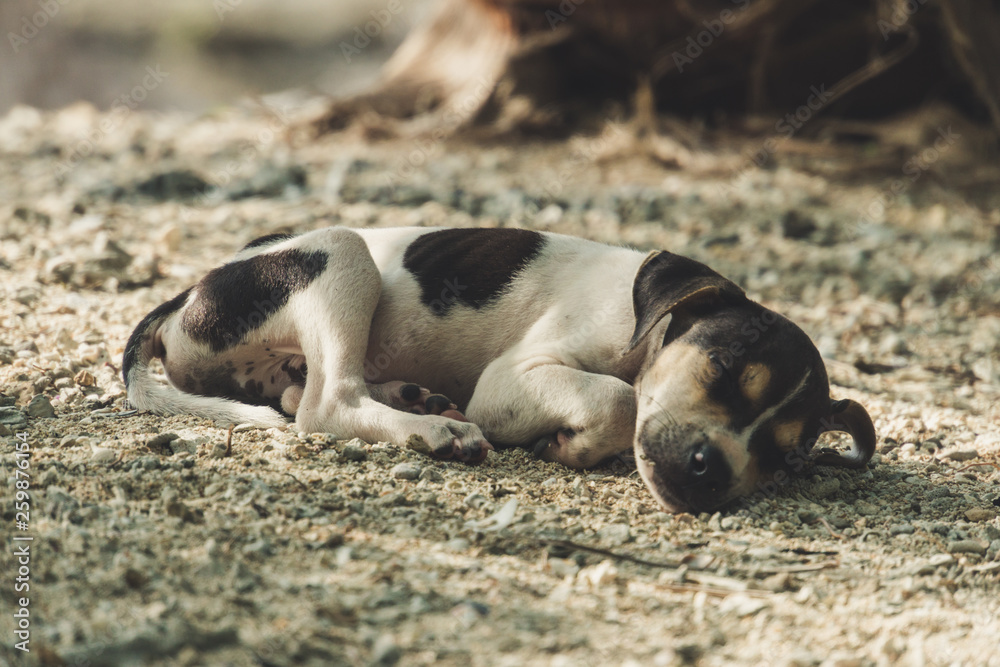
[686,444,730,493]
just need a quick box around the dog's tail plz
[122,290,288,429]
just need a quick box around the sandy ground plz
[0,99,999,667]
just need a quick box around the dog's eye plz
[708,353,737,387]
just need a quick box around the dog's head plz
[627,251,876,514]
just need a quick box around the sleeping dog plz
[124,226,876,512]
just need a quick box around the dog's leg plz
[291,229,491,462]
[465,356,636,468]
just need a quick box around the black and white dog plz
[124,226,876,512]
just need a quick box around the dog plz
[123,226,876,513]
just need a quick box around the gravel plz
[0,100,998,666]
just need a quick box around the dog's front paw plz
[410,415,493,464]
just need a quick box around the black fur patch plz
[403,228,545,315]
[122,287,193,384]
[241,233,296,251]
[183,249,328,351]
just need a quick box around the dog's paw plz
[416,416,493,464]
[369,381,458,416]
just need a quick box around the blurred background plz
[0,0,432,114]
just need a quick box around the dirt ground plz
[0,98,999,667]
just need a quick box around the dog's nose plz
[686,444,730,492]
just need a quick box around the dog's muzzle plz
[634,422,735,513]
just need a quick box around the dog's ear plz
[626,250,744,353]
[812,399,877,469]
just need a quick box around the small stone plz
[899,442,917,456]
[90,446,117,465]
[928,554,955,567]
[889,523,915,535]
[855,501,878,516]
[797,509,818,524]
[810,478,841,499]
[146,432,179,456]
[597,523,631,545]
[418,467,444,482]
[26,395,55,418]
[720,516,740,531]
[208,442,228,459]
[156,224,182,252]
[941,449,979,462]
[445,538,470,552]
[405,433,431,455]
[463,492,487,509]
[370,633,401,666]
[965,508,994,522]
[74,369,96,387]
[391,462,422,480]
[341,441,368,461]
[0,407,27,428]
[577,559,618,587]
[760,572,792,592]
[719,594,769,617]
[948,540,987,555]
[706,512,722,531]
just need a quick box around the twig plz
[950,462,998,474]
[225,423,235,457]
[539,538,686,569]
[817,517,845,540]
[657,582,771,599]
[759,561,840,574]
[283,472,308,491]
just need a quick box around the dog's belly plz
[362,288,541,407]
[362,309,508,408]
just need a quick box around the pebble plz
[418,467,444,482]
[74,370,96,387]
[720,516,740,531]
[889,523,915,535]
[146,432,179,455]
[964,508,994,522]
[855,501,878,516]
[463,492,487,509]
[370,633,402,666]
[810,478,841,499]
[718,594,769,617]
[577,559,618,587]
[89,446,117,465]
[941,449,979,462]
[0,407,28,428]
[341,441,368,461]
[391,462,422,480]
[947,540,987,555]
[597,523,631,545]
[928,554,955,567]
